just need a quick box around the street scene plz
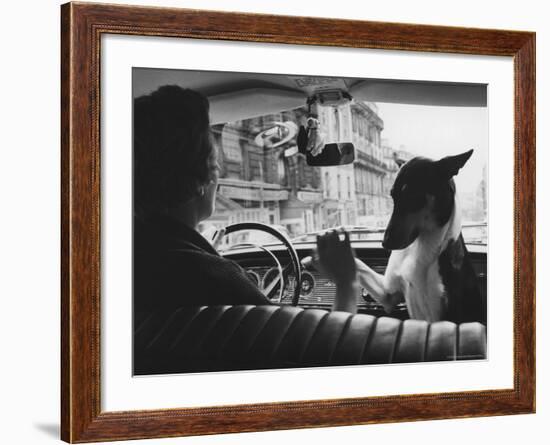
[201,98,487,244]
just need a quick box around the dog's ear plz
[394,158,407,168]
[393,153,407,168]
[437,149,474,179]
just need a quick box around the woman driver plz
[133,85,358,313]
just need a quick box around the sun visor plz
[209,88,307,125]
[350,80,487,107]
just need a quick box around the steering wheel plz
[220,222,302,306]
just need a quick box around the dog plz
[354,149,485,324]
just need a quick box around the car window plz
[197,103,487,249]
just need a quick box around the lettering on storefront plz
[297,191,323,203]
[218,185,289,201]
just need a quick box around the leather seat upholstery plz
[134,305,486,375]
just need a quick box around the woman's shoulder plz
[169,248,271,305]
[170,246,247,279]
[134,216,271,307]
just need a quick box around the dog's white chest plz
[386,242,446,322]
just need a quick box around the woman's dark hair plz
[134,85,212,214]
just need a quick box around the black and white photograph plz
[2,0,544,442]
[133,68,488,375]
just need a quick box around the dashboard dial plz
[300,271,315,297]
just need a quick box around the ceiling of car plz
[133,68,487,125]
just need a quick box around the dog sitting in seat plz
[354,149,485,324]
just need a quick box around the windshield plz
[198,99,488,249]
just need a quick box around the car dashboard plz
[222,241,487,319]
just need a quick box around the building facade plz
[207,101,409,239]
[317,101,404,229]
[209,108,324,239]
[316,104,357,229]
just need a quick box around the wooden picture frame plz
[61,1,535,442]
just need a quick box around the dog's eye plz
[396,187,425,211]
[406,192,426,210]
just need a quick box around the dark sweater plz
[134,215,271,311]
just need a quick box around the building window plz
[347,176,351,199]
[332,107,340,141]
[221,124,243,163]
[369,126,379,147]
[337,174,342,200]
[358,196,365,216]
[277,157,286,184]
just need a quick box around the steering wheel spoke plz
[216,222,302,306]
[262,272,282,300]
[262,261,294,300]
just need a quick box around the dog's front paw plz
[381,291,404,314]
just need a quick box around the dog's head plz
[382,149,474,250]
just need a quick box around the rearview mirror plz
[306,143,355,166]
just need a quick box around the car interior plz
[133,69,487,375]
